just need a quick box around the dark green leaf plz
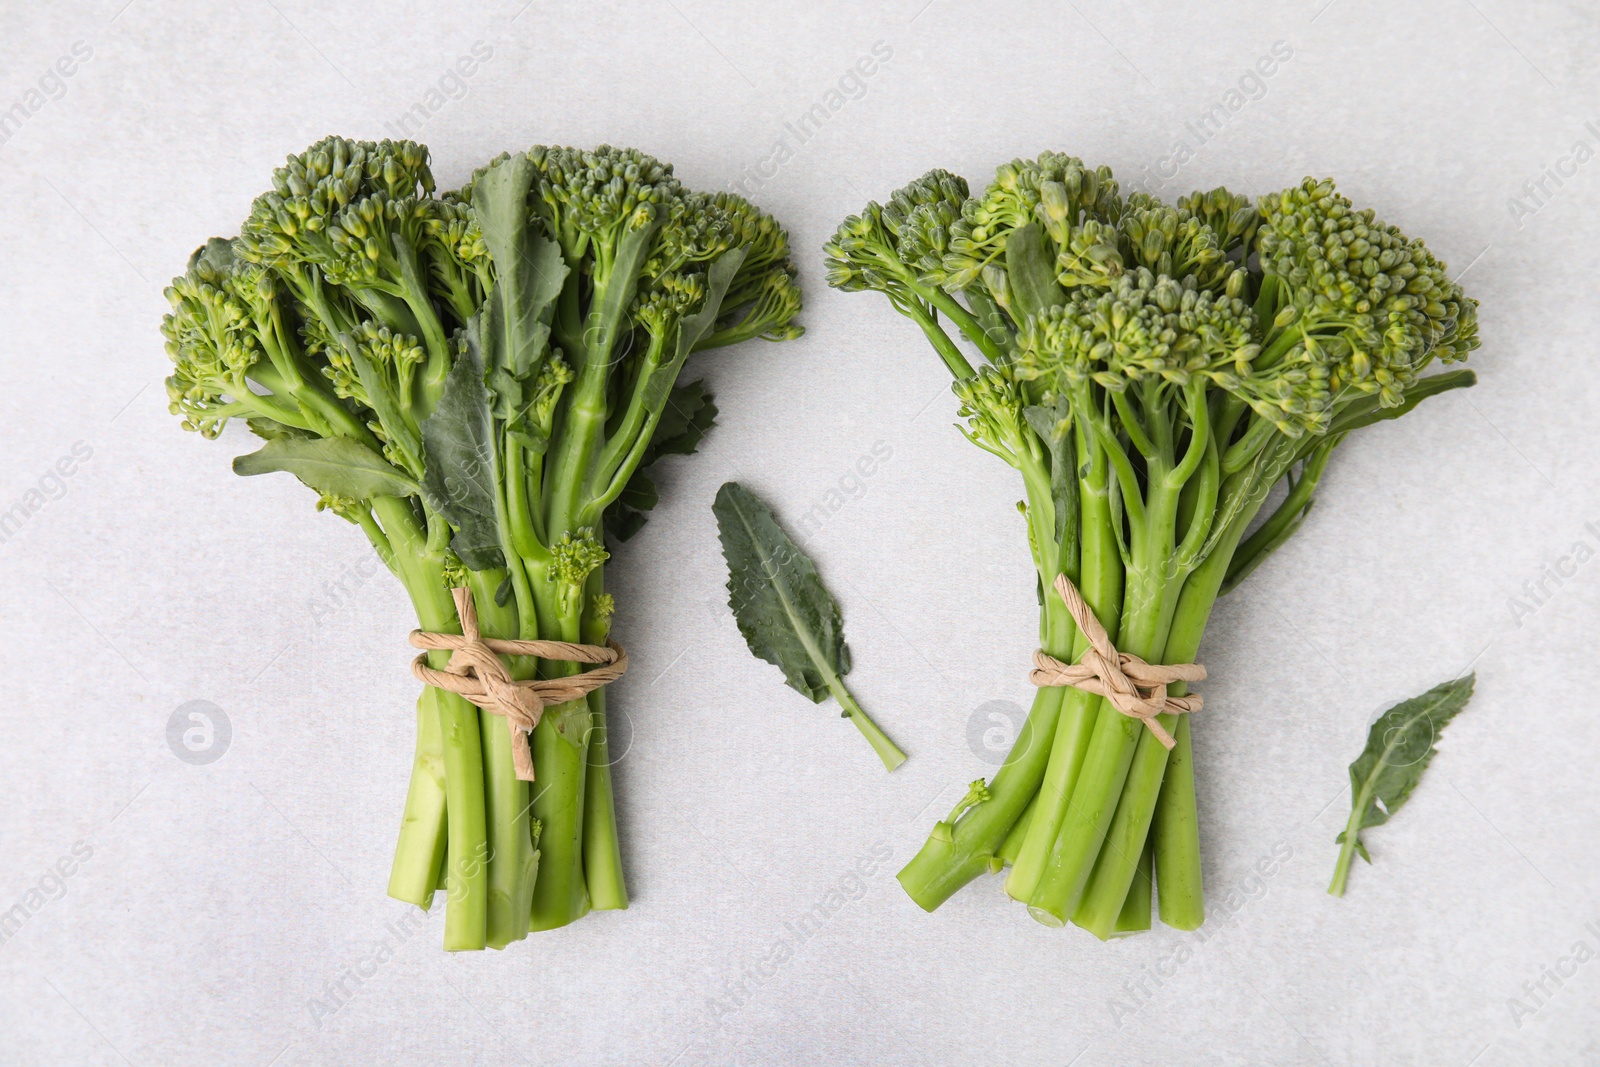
[603,382,719,544]
[605,507,649,543]
[714,481,849,704]
[472,154,568,424]
[1023,397,1078,564]
[1336,674,1477,858]
[419,321,504,571]
[648,380,719,460]
[618,473,659,514]
[1004,223,1066,323]
[674,248,747,366]
[232,436,419,500]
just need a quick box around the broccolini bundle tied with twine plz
[825,153,1477,937]
[163,136,802,950]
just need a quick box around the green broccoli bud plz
[1256,177,1479,409]
[932,778,991,842]
[941,152,1122,290]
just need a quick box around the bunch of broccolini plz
[825,155,1476,936]
[162,137,801,949]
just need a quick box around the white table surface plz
[1,1,1596,1063]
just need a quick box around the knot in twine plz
[410,588,627,782]
[1029,574,1205,749]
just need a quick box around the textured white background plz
[1,1,1597,1064]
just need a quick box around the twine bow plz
[410,588,627,781]
[1029,574,1205,749]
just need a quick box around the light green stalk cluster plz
[825,153,1476,937]
[163,136,802,949]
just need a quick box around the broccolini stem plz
[896,684,1064,910]
[464,567,537,950]
[996,791,1039,869]
[1026,469,1186,927]
[593,332,670,489]
[390,234,451,399]
[580,568,628,911]
[526,561,595,931]
[373,495,488,950]
[829,680,906,772]
[387,686,448,908]
[1005,473,1122,903]
[1152,715,1202,929]
[581,687,628,909]
[901,300,977,381]
[1113,839,1154,935]
[1077,486,1254,937]
[527,714,591,930]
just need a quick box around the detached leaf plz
[713,482,905,771]
[1329,673,1476,895]
[419,322,504,571]
[233,436,418,500]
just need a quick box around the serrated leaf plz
[232,436,419,500]
[603,381,719,544]
[618,473,659,514]
[713,481,847,704]
[471,154,567,384]
[419,321,504,571]
[1331,674,1476,891]
[648,380,719,460]
[605,507,649,544]
[472,153,567,432]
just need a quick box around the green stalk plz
[527,574,592,931]
[1026,454,1184,928]
[1005,467,1122,902]
[373,495,488,950]
[1071,594,1212,939]
[830,681,907,772]
[1078,463,1277,937]
[1113,839,1153,935]
[996,791,1039,869]
[1025,569,1177,927]
[528,724,590,929]
[581,568,628,911]
[1329,804,1367,896]
[387,686,448,908]
[896,685,1063,910]
[1152,714,1202,929]
[464,568,537,949]
[581,689,627,909]
[1153,442,1295,925]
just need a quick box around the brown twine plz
[1029,574,1205,749]
[409,588,627,782]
